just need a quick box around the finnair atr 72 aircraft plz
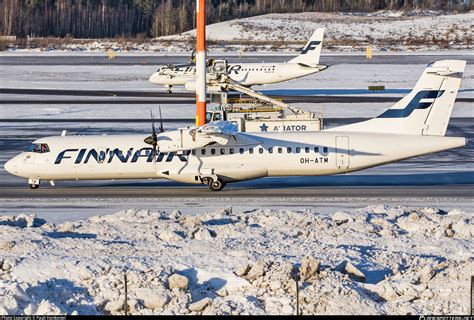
[148,28,328,92]
[5,60,466,191]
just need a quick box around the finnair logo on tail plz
[378,90,445,118]
[301,41,321,54]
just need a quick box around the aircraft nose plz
[4,157,16,174]
[149,72,161,83]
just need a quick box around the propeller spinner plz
[144,107,164,163]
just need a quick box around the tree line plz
[1,0,471,39]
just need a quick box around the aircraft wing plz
[156,121,238,153]
[194,121,238,145]
[197,121,238,135]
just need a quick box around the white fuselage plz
[149,63,327,88]
[5,131,465,185]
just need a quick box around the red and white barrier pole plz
[195,0,206,126]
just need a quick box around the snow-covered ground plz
[0,205,472,315]
[2,10,473,53]
[162,11,473,52]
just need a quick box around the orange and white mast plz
[195,0,206,126]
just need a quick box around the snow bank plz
[160,11,474,52]
[0,205,472,315]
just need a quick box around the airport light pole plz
[195,0,206,126]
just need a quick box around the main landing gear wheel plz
[29,184,39,189]
[208,178,226,191]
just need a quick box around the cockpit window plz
[25,143,50,153]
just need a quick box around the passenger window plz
[295,147,301,153]
[268,147,273,154]
[201,149,206,155]
[192,149,196,155]
[278,147,283,154]
[249,148,254,154]
[314,147,319,153]
[323,147,328,153]
[220,148,225,155]
[239,148,244,154]
[230,148,234,154]
[211,149,216,155]
[305,147,310,153]
[259,148,264,154]
[287,147,292,153]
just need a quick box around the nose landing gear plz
[28,178,40,190]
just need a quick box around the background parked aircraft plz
[148,28,327,92]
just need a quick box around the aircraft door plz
[335,136,350,169]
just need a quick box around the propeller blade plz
[158,105,164,133]
[150,110,157,138]
[152,143,158,168]
[144,110,159,161]
[146,110,159,168]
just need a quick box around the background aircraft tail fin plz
[289,28,324,65]
[329,60,466,136]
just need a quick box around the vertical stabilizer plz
[328,60,466,136]
[289,28,324,65]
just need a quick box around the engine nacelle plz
[156,128,214,153]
